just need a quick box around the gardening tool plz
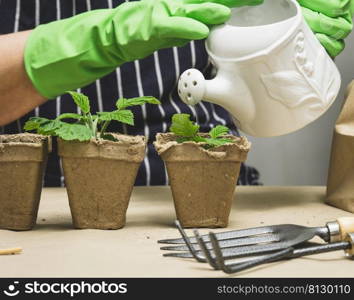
[178,0,341,137]
[159,218,354,259]
[198,232,354,274]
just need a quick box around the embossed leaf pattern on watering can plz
[261,31,338,117]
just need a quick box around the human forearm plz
[0,31,45,126]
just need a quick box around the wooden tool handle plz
[0,247,22,255]
[337,217,354,240]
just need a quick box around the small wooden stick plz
[0,247,22,255]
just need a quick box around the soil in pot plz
[58,133,146,230]
[0,133,50,230]
[154,133,251,228]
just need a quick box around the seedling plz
[24,91,160,141]
[169,114,234,149]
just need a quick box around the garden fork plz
[159,218,354,259]
[197,231,354,274]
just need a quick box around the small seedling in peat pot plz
[169,113,234,148]
[23,91,160,230]
[24,91,160,141]
[154,113,251,228]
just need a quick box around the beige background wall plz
[245,31,354,186]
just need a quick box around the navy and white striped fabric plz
[0,0,261,186]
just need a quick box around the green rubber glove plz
[25,0,262,99]
[298,0,354,57]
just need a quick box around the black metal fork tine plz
[160,233,279,251]
[158,224,274,244]
[194,230,219,270]
[205,233,274,272]
[209,232,294,274]
[208,232,227,271]
[171,220,206,263]
[162,241,327,259]
[163,239,294,259]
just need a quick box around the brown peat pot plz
[0,133,50,230]
[154,133,251,228]
[58,134,146,229]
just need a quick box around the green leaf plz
[193,136,207,143]
[170,114,199,137]
[98,110,134,125]
[96,112,110,121]
[116,96,160,110]
[204,138,234,147]
[24,117,63,136]
[56,113,83,121]
[55,123,93,141]
[176,136,206,144]
[38,120,63,135]
[67,91,90,114]
[209,125,229,139]
[24,117,50,131]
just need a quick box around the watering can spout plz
[178,68,255,128]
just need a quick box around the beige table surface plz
[1,186,354,278]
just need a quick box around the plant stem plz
[86,113,97,138]
[92,118,99,139]
[100,120,110,137]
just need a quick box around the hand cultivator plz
[159,219,354,274]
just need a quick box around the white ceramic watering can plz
[178,0,341,137]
